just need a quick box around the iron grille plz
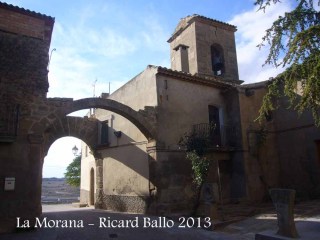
[192,123,237,147]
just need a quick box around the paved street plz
[2,201,320,240]
[1,205,236,240]
[221,200,320,240]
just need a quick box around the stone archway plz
[29,97,157,149]
[29,97,158,157]
[0,96,159,232]
[41,98,159,212]
[62,98,157,141]
[42,115,98,156]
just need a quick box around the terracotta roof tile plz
[148,65,238,89]
[0,1,54,22]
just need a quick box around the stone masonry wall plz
[169,16,239,82]
[0,13,157,232]
[0,6,54,233]
[0,5,53,41]
[194,20,239,81]
[0,31,50,99]
[239,84,320,201]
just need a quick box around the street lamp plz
[72,145,79,156]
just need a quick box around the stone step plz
[72,202,88,208]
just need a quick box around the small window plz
[211,44,224,76]
[100,121,108,144]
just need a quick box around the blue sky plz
[3,0,292,177]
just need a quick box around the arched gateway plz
[42,97,159,212]
[42,98,157,154]
[0,6,159,225]
[0,94,158,233]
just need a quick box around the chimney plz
[173,44,189,73]
[100,93,109,99]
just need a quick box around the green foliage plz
[178,122,215,156]
[255,0,320,126]
[179,125,214,187]
[64,155,81,187]
[179,126,215,215]
[187,151,210,187]
[179,133,208,157]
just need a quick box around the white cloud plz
[139,16,170,53]
[229,2,292,83]
[98,29,137,57]
[47,7,170,100]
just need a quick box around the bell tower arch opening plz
[211,44,225,76]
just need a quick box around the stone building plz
[0,2,99,232]
[0,2,320,233]
[0,2,54,233]
[80,15,244,213]
[80,15,320,212]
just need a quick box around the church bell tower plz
[168,14,240,83]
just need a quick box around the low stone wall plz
[101,194,149,213]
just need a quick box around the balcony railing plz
[192,123,238,148]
